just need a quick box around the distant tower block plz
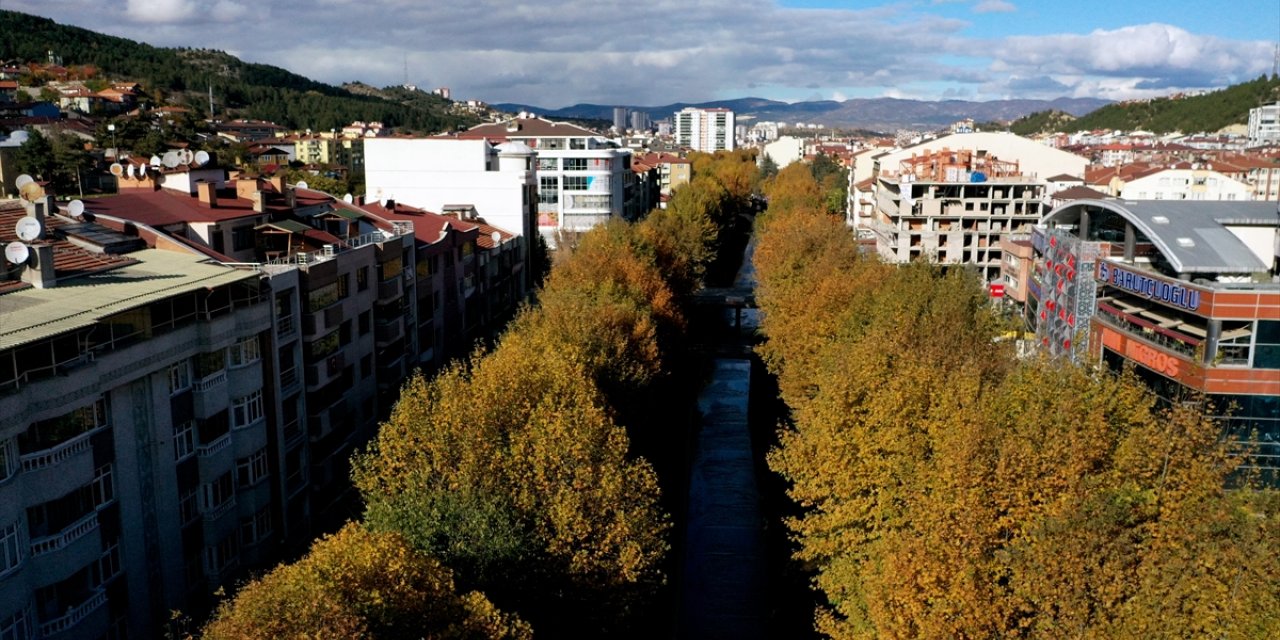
[434,87,451,100]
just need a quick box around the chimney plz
[385,198,395,212]
[253,190,267,214]
[286,187,296,210]
[270,175,285,193]
[21,244,57,289]
[197,181,218,208]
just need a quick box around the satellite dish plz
[295,181,308,190]
[343,193,354,203]
[138,163,147,177]
[149,155,162,167]
[126,164,135,178]
[194,150,210,166]
[15,217,42,241]
[182,149,195,165]
[67,200,85,218]
[5,242,30,266]
[162,151,180,168]
[109,163,124,177]
[490,231,502,244]
[15,174,34,189]
[19,181,44,202]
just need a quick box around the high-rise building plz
[612,106,628,133]
[630,111,650,133]
[1247,102,1280,147]
[673,107,736,152]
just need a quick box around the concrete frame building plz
[868,132,1088,281]
[1031,200,1279,477]
[674,107,735,152]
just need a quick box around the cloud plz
[7,1,1273,106]
[973,0,1016,13]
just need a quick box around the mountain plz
[0,10,477,133]
[1044,75,1280,134]
[494,97,1112,130]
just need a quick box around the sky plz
[6,0,1278,108]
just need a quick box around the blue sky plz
[8,0,1278,106]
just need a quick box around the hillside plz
[1005,109,1078,136]
[0,10,478,133]
[495,96,1111,130]
[1051,75,1280,134]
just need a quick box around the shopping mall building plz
[1029,200,1279,476]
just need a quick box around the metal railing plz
[193,370,227,393]
[20,425,104,472]
[197,433,231,458]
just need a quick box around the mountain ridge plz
[493,96,1113,131]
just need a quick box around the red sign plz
[989,283,1005,298]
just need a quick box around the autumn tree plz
[754,168,1280,638]
[202,523,529,640]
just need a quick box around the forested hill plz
[1009,75,1280,135]
[0,10,478,133]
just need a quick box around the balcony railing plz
[280,367,299,391]
[30,511,99,556]
[20,424,105,473]
[193,370,227,393]
[203,498,236,523]
[282,419,304,449]
[197,433,232,458]
[39,588,107,637]
[277,314,295,338]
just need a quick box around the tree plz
[12,127,92,196]
[202,523,530,640]
[759,153,779,180]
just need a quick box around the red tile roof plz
[0,203,137,284]
[86,188,264,227]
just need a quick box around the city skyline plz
[6,1,1279,108]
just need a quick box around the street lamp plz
[107,123,116,158]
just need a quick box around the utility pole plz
[208,84,214,119]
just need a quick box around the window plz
[308,281,339,311]
[202,472,235,512]
[228,336,261,367]
[236,449,270,488]
[203,534,238,574]
[0,604,31,640]
[564,158,588,171]
[179,486,199,526]
[196,350,226,378]
[357,266,369,291]
[231,390,264,429]
[337,273,350,300]
[361,354,372,378]
[239,508,272,547]
[92,464,114,507]
[0,439,15,483]
[380,257,403,281]
[539,176,559,204]
[169,360,192,395]
[307,331,341,360]
[1,519,23,578]
[1255,321,1280,370]
[359,310,371,336]
[173,420,196,462]
[563,176,589,191]
[537,157,557,171]
[231,226,254,252]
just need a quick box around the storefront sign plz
[1098,262,1201,312]
[1100,327,1185,379]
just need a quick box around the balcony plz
[305,353,345,391]
[39,588,107,638]
[197,432,232,458]
[18,431,101,507]
[378,277,403,301]
[30,510,99,558]
[279,366,300,394]
[375,317,404,346]
[21,424,103,473]
[193,370,227,393]
[282,419,305,450]
[277,314,296,339]
[193,371,229,419]
[203,498,236,523]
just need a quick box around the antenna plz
[138,163,147,177]
[126,164,135,178]
[162,151,180,168]
[67,200,85,218]
[181,149,195,165]
[490,231,502,245]
[109,163,124,177]
[296,181,309,190]
[149,154,162,167]
[404,51,408,87]
[194,150,210,166]
[209,84,215,118]
[15,174,34,190]
[5,242,30,266]
[18,181,44,203]
[343,193,354,203]
[15,217,42,241]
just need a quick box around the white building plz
[454,117,633,242]
[1247,102,1280,147]
[674,107,736,152]
[760,136,804,170]
[363,137,538,244]
[1118,167,1253,202]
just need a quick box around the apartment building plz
[1247,102,1280,147]
[1031,200,1279,478]
[1118,166,1252,201]
[673,107,735,152]
[0,198,272,639]
[868,132,1088,281]
[386,121,633,244]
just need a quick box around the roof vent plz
[1176,237,1195,248]
[1151,216,1169,224]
